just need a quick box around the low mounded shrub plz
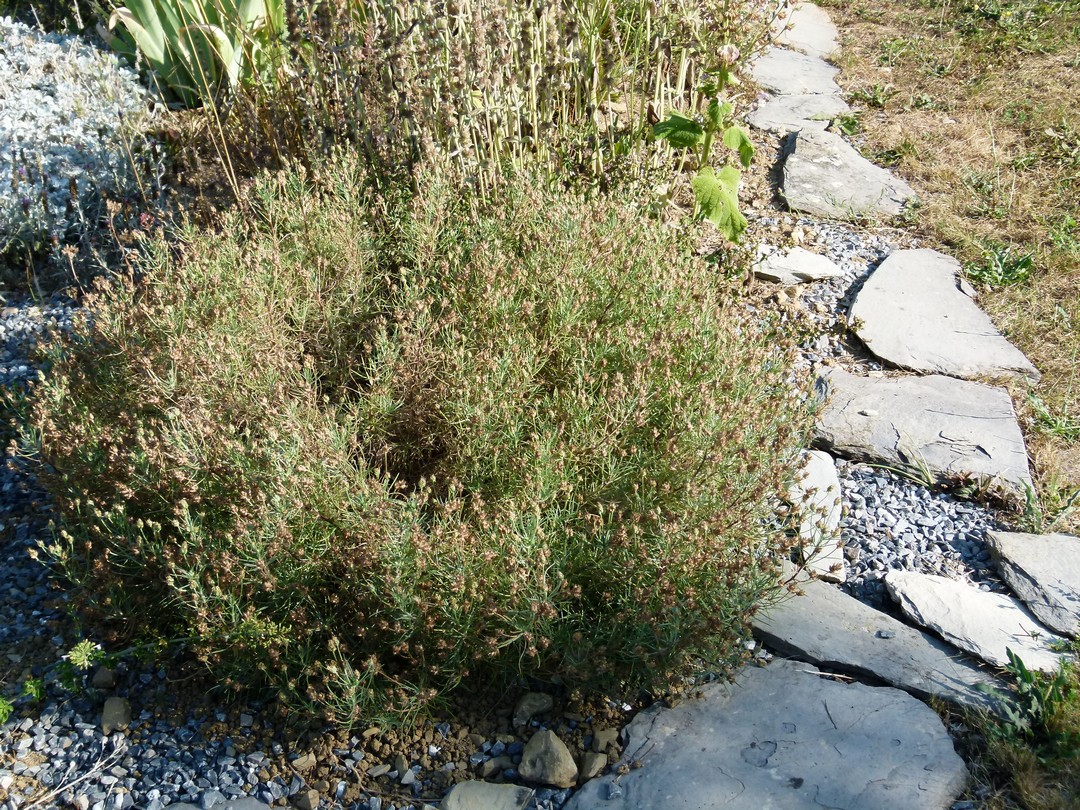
[0,17,161,263]
[19,153,810,725]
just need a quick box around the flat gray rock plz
[789,450,845,582]
[782,128,917,220]
[813,368,1032,497]
[442,782,534,810]
[563,658,968,810]
[885,571,1072,673]
[850,249,1040,382]
[752,48,841,95]
[987,531,1080,638]
[755,246,844,284]
[777,2,840,58]
[748,93,850,135]
[170,802,271,810]
[754,575,1003,713]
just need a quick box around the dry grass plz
[820,0,1080,532]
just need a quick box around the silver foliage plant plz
[0,17,162,256]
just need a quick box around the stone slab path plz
[753,574,1004,714]
[813,368,1032,496]
[751,48,842,96]
[782,128,917,220]
[850,249,1040,381]
[987,530,1080,637]
[564,658,968,810]
[886,571,1073,673]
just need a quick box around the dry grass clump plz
[195,0,785,198]
[821,0,1080,532]
[13,152,810,725]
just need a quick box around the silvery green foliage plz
[0,16,161,253]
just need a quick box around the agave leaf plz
[181,23,234,89]
[109,7,167,64]
[691,165,747,242]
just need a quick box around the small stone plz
[481,756,515,779]
[393,753,409,776]
[591,728,619,754]
[291,753,317,772]
[755,247,843,285]
[294,790,320,810]
[367,763,392,778]
[518,730,578,788]
[101,697,131,736]
[513,692,554,729]
[441,781,534,810]
[91,667,116,690]
[578,752,607,783]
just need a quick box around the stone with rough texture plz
[513,691,554,728]
[777,2,840,58]
[756,246,844,285]
[813,368,1031,496]
[294,790,319,810]
[519,729,578,788]
[748,93,850,136]
[789,450,845,583]
[101,696,131,735]
[987,531,1080,638]
[850,249,1039,382]
[579,752,607,782]
[564,658,968,810]
[753,574,1003,713]
[752,48,841,96]
[169,802,271,810]
[782,127,916,219]
[885,571,1071,673]
[442,782,534,810]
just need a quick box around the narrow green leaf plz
[652,114,705,149]
[722,125,755,169]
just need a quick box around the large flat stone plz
[885,571,1072,673]
[755,246,844,285]
[753,575,1003,713]
[752,48,842,95]
[782,128,917,220]
[987,531,1080,638]
[813,368,1032,497]
[563,658,968,810]
[850,249,1040,382]
[748,93,850,136]
[789,450,845,582]
[777,2,840,59]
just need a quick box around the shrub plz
[0,17,161,267]
[17,153,809,725]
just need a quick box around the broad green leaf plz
[722,125,755,169]
[653,114,705,148]
[705,99,734,131]
[691,166,748,242]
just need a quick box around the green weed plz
[964,242,1035,287]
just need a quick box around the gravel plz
[0,16,162,254]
